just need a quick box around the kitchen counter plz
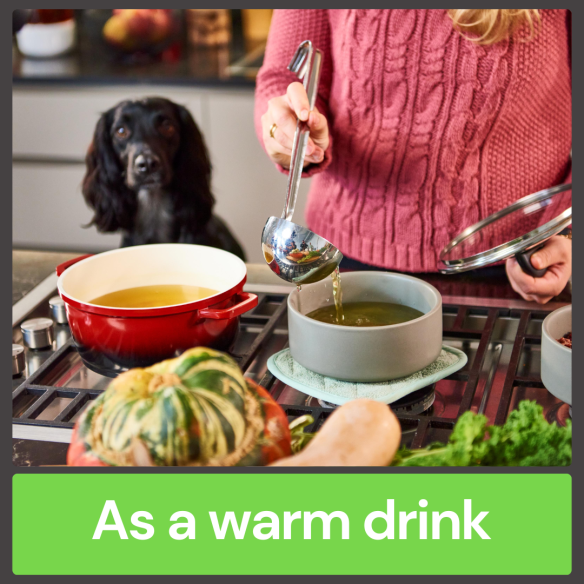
[12,249,80,305]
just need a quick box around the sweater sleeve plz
[254,9,334,177]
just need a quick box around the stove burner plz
[307,384,437,416]
[545,402,571,427]
[391,385,436,416]
[314,398,335,409]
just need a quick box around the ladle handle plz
[515,243,547,278]
[282,49,322,222]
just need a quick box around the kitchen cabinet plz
[13,85,311,262]
[13,162,121,251]
[13,86,205,160]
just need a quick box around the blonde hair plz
[448,9,540,45]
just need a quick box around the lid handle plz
[515,244,547,278]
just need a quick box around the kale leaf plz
[391,400,571,467]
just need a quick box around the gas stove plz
[12,280,570,465]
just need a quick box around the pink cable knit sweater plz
[254,9,572,272]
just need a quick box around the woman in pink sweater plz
[255,9,571,304]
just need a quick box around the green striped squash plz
[68,347,291,467]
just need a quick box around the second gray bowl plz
[288,271,443,382]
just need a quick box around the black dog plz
[82,97,246,260]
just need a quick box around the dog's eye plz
[115,126,129,139]
[159,120,176,137]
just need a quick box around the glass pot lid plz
[438,183,572,275]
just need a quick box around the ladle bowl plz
[261,216,343,285]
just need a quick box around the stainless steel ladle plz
[261,40,343,285]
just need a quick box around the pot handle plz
[56,254,93,277]
[199,292,258,320]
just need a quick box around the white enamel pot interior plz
[288,271,443,382]
[541,305,572,405]
[58,243,247,313]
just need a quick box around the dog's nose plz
[134,153,161,175]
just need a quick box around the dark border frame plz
[5,3,580,582]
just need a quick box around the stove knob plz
[49,295,68,324]
[12,343,25,377]
[20,317,54,350]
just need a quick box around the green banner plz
[13,473,570,575]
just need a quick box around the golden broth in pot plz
[90,284,218,309]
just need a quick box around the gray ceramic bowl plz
[541,305,572,405]
[288,271,442,382]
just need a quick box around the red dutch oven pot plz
[56,244,258,376]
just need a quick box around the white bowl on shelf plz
[16,19,76,58]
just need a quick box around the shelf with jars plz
[13,9,273,87]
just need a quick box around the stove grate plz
[12,292,566,449]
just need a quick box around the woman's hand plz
[261,82,330,169]
[505,235,572,304]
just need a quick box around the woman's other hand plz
[505,235,572,304]
[261,82,330,169]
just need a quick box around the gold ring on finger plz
[269,123,277,139]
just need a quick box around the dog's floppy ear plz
[82,108,135,232]
[172,104,215,228]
